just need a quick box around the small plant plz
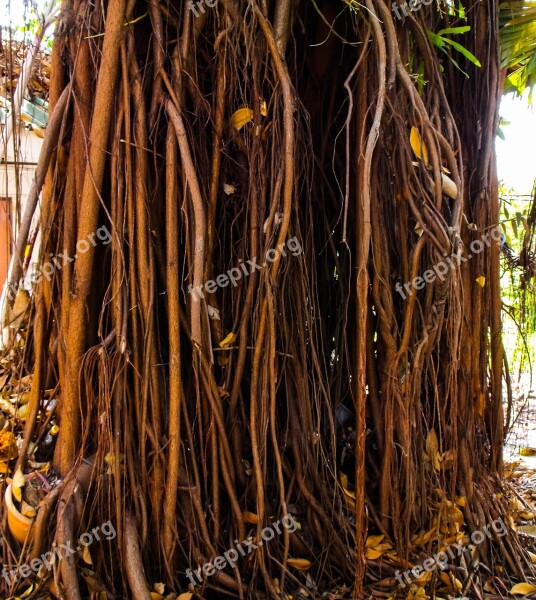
[427,25,481,76]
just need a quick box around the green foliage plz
[446,1,466,19]
[500,1,536,97]
[499,190,536,372]
[427,26,481,77]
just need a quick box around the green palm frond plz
[500,1,536,95]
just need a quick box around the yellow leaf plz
[413,528,434,546]
[219,332,236,348]
[476,276,486,287]
[365,547,382,560]
[425,429,441,471]
[520,511,536,520]
[517,525,536,537]
[21,501,36,518]
[153,583,165,595]
[365,534,385,548]
[12,466,25,502]
[0,430,19,461]
[50,425,60,436]
[81,544,92,565]
[519,447,536,456]
[510,497,526,512]
[455,496,466,507]
[178,594,193,600]
[340,473,356,500]
[14,391,31,405]
[527,551,536,564]
[150,594,163,600]
[440,572,463,591]
[287,558,312,571]
[20,584,37,597]
[16,403,29,421]
[426,429,438,457]
[10,289,31,327]
[410,126,429,165]
[414,570,432,585]
[510,582,536,595]
[260,99,268,116]
[375,543,393,551]
[231,107,254,131]
[243,511,259,524]
[449,505,465,525]
[104,452,124,465]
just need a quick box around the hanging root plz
[124,515,152,600]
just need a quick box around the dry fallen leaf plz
[365,547,382,560]
[425,429,441,471]
[365,534,385,548]
[510,582,536,595]
[16,403,29,421]
[21,500,37,518]
[0,430,18,461]
[475,276,486,287]
[81,544,93,565]
[219,332,236,348]
[410,126,429,166]
[287,558,312,571]
[243,511,259,524]
[12,466,26,502]
[231,107,254,131]
[10,288,31,328]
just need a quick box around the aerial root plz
[124,514,153,600]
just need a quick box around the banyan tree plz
[1,0,534,598]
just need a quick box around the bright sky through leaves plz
[497,90,536,195]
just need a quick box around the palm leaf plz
[500,1,536,95]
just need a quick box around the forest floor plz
[1,368,536,599]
